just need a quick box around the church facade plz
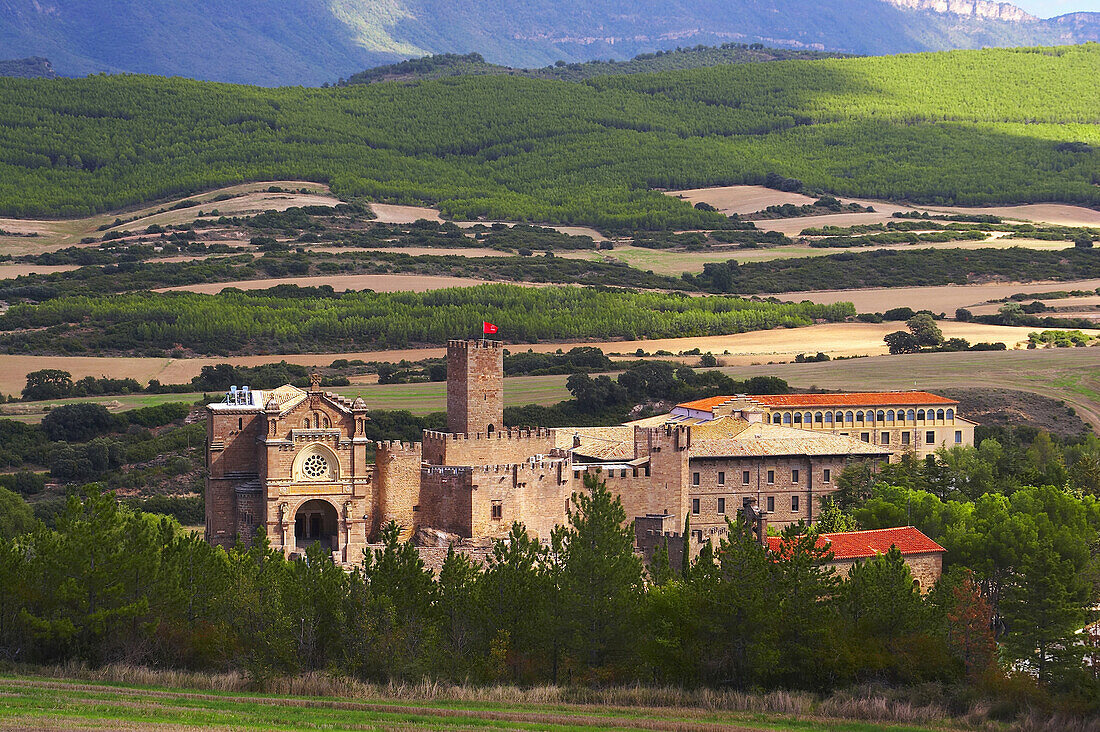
[206,339,967,564]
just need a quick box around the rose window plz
[302,453,329,480]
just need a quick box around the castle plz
[205,339,970,568]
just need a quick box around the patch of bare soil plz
[154,273,518,295]
[936,387,1091,440]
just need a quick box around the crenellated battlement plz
[424,427,554,442]
[448,339,503,350]
[375,440,422,453]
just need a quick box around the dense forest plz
[0,284,853,355]
[0,46,1097,227]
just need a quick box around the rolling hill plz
[0,45,1096,226]
[0,0,1097,85]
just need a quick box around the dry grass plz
[0,181,337,253]
[155,273,511,295]
[771,279,1100,314]
[369,203,444,223]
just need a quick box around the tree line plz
[2,471,1099,717]
[0,284,853,355]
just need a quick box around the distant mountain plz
[0,56,56,78]
[0,0,1097,86]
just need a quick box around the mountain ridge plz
[0,0,1097,85]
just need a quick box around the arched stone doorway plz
[294,499,338,554]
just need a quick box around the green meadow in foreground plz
[0,675,945,731]
[0,45,1096,226]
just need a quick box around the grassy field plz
[0,675,948,731]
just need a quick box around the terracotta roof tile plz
[690,423,892,458]
[766,527,944,560]
[678,392,957,412]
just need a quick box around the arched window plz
[793,413,802,424]
[936,409,945,420]
[323,416,330,428]
[907,409,916,421]
[855,411,864,423]
[815,412,824,424]
[886,410,895,422]
[844,411,854,423]
[867,411,875,424]
[946,409,954,420]
[772,413,781,424]
[303,418,311,429]
[487,424,495,434]
[238,417,243,430]
[804,412,812,425]
[783,413,792,424]
[824,412,833,424]
[917,410,925,421]
[876,410,885,422]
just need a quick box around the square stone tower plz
[447,339,504,434]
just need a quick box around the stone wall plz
[827,551,943,593]
[446,339,504,434]
[422,428,555,467]
[686,455,850,531]
[374,440,424,540]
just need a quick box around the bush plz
[41,403,120,442]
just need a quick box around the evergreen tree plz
[554,473,644,679]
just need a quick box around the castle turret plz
[447,339,503,435]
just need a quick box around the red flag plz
[483,321,498,335]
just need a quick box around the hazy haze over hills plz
[0,0,1098,84]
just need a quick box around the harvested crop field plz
[0,674,942,732]
[0,180,338,252]
[368,203,444,223]
[0,322,1074,396]
[665,185,1100,232]
[155,273,512,295]
[773,279,1100,314]
[0,263,79,277]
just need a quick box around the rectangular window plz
[767,470,775,484]
[742,470,750,485]
[792,495,800,512]
[717,471,725,486]
[881,431,890,444]
[823,468,831,483]
[692,472,700,486]
[766,496,774,512]
[692,498,700,515]
[955,430,963,444]
[901,431,911,445]
[491,501,502,520]
[926,431,936,444]
[861,432,870,443]
[717,497,725,514]
[791,469,800,483]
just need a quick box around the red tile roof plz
[766,526,944,561]
[677,396,739,411]
[677,392,956,412]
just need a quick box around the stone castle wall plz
[447,339,504,434]
[422,428,556,467]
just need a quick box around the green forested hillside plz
[0,45,1097,227]
[340,46,849,85]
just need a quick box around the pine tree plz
[553,473,644,678]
